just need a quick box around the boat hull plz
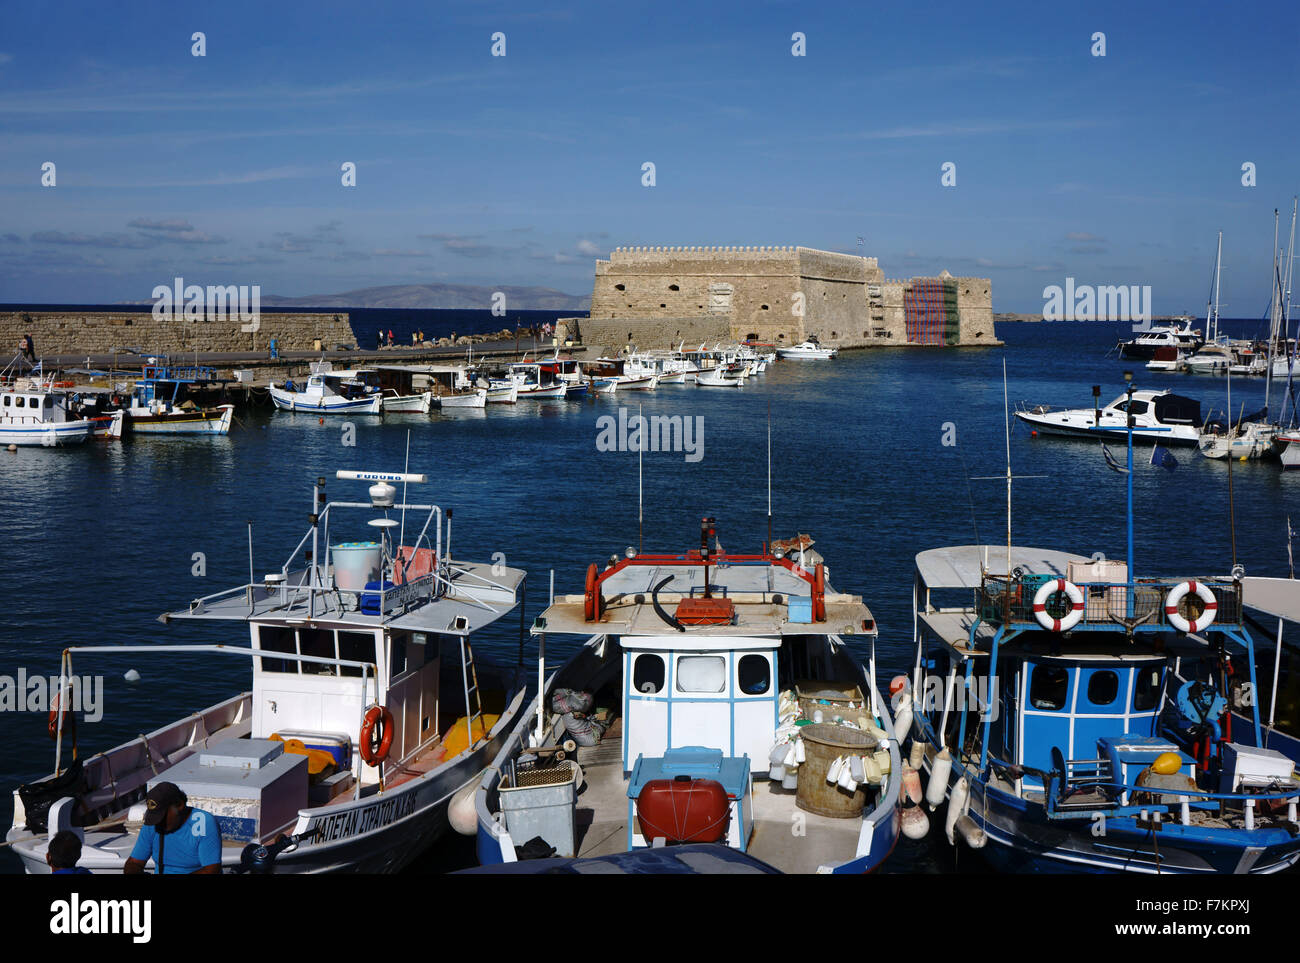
[126,405,234,435]
[1014,410,1200,445]
[381,392,432,413]
[0,421,93,446]
[270,387,382,414]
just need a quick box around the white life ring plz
[1165,580,1218,633]
[1032,578,1085,632]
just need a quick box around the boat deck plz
[572,720,872,874]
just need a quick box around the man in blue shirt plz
[124,782,222,875]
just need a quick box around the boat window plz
[338,632,376,678]
[1134,667,1162,710]
[1127,400,1149,416]
[632,654,665,694]
[298,628,337,676]
[1086,670,1119,707]
[1029,665,1069,710]
[259,626,298,673]
[389,635,407,678]
[14,397,23,408]
[1,396,7,406]
[676,655,726,693]
[43,395,53,408]
[737,654,771,695]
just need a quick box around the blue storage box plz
[360,579,396,615]
[788,596,813,624]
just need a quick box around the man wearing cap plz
[124,782,222,874]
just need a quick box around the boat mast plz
[1003,358,1012,576]
[1212,231,1222,344]
[1266,210,1281,417]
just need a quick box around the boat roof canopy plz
[915,544,1090,590]
[1242,577,1300,624]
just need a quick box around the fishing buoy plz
[953,812,987,849]
[901,799,931,840]
[909,740,925,770]
[6,444,15,452]
[893,692,914,742]
[1030,430,1038,437]
[123,669,141,683]
[889,675,909,697]
[318,417,325,425]
[1152,751,1183,775]
[769,743,789,780]
[945,776,970,844]
[827,755,844,784]
[781,766,799,789]
[926,748,952,810]
[448,778,479,835]
[900,762,923,805]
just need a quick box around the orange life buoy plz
[359,704,394,766]
[48,692,74,740]
[583,563,603,622]
[812,563,826,622]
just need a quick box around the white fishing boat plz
[695,366,744,388]
[585,357,659,390]
[0,380,98,446]
[7,469,528,874]
[484,382,518,404]
[270,371,383,414]
[437,388,488,409]
[472,521,900,873]
[497,361,568,400]
[1014,388,1203,445]
[777,336,837,360]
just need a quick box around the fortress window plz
[669,284,680,291]
[761,304,769,310]
[830,331,838,338]
[660,303,666,308]
[615,283,626,291]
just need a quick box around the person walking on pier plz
[376,329,384,351]
[387,328,394,347]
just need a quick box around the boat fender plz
[953,813,986,849]
[793,737,806,764]
[812,563,827,622]
[901,799,931,840]
[1165,580,1219,633]
[873,749,891,776]
[781,767,799,790]
[848,756,865,784]
[945,777,970,845]
[359,704,395,766]
[909,740,926,770]
[925,748,952,810]
[448,779,480,836]
[900,762,924,805]
[893,692,914,742]
[889,675,910,697]
[837,764,858,794]
[1032,578,1085,633]
[862,754,881,785]
[783,743,798,769]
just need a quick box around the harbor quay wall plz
[0,310,357,357]
[569,245,996,349]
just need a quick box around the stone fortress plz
[558,245,997,352]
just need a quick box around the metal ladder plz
[459,636,486,749]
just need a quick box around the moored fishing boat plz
[7,469,528,873]
[695,365,744,388]
[270,370,383,414]
[473,520,900,873]
[0,380,97,446]
[125,364,234,435]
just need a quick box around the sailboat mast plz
[1267,210,1281,417]
[1003,358,1012,576]
[1213,231,1222,343]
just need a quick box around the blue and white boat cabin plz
[910,545,1300,874]
[475,522,901,873]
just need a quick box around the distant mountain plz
[259,284,589,311]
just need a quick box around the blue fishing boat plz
[907,383,1300,874]
[471,521,900,873]
[127,363,233,434]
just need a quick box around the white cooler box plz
[152,738,309,843]
[1219,743,1296,792]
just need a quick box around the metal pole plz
[1126,379,1135,619]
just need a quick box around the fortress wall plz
[0,310,356,356]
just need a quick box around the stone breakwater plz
[1,309,357,356]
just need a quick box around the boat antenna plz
[638,402,644,555]
[399,429,411,555]
[767,394,773,547]
[247,520,255,588]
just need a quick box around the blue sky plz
[1,0,1297,312]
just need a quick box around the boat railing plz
[1045,763,1300,828]
[978,574,1243,632]
[52,644,379,801]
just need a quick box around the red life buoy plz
[48,692,74,740]
[1165,581,1218,633]
[359,705,394,766]
[812,563,827,622]
[1033,578,1085,632]
[583,563,603,622]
